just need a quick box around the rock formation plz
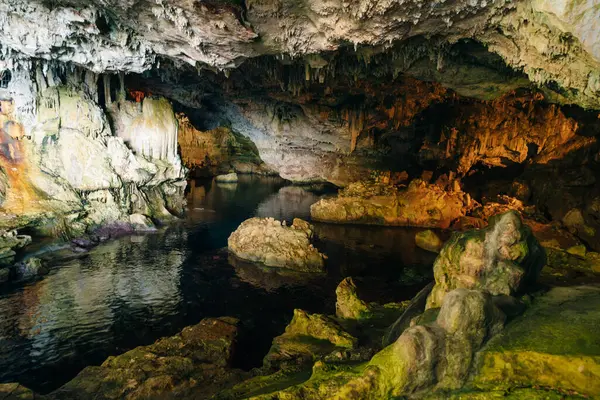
[228,217,326,272]
[311,179,473,228]
[0,63,186,240]
[427,211,546,308]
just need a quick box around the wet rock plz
[15,257,48,278]
[335,277,370,320]
[471,286,600,397]
[311,179,472,228]
[216,173,239,183]
[335,277,410,328]
[264,309,357,370]
[52,317,245,400]
[129,214,156,232]
[427,211,546,309]
[228,217,326,272]
[0,230,32,267]
[0,268,9,283]
[415,230,443,253]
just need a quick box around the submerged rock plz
[216,173,239,183]
[415,230,444,253]
[15,257,48,278]
[427,211,546,309]
[228,217,326,272]
[310,179,471,228]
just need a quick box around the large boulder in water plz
[427,211,545,309]
[228,217,325,272]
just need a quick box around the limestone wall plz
[0,62,186,235]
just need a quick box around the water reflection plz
[0,176,435,393]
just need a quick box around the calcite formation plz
[228,217,326,272]
[0,63,186,236]
[1,1,599,108]
[311,179,472,228]
[426,211,546,309]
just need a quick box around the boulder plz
[129,213,157,231]
[216,173,239,183]
[369,289,505,397]
[427,211,546,309]
[471,285,600,397]
[264,309,357,370]
[0,230,31,267]
[335,277,370,320]
[311,179,472,228]
[15,257,48,278]
[335,277,410,327]
[52,317,245,399]
[228,217,326,272]
[415,230,444,253]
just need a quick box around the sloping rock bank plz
[311,179,473,228]
[0,317,246,400]
[228,218,326,273]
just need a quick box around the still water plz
[0,176,435,393]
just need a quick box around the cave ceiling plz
[0,0,599,109]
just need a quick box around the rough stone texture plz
[1,0,599,108]
[471,285,600,397]
[50,317,245,400]
[228,217,326,272]
[415,230,444,253]
[427,211,546,309]
[177,115,272,177]
[0,64,186,236]
[335,277,410,327]
[311,179,472,228]
[14,257,48,278]
[252,288,506,399]
[216,173,239,183]
[264,309,358,370]
[335,277,370,320]
[0,229,30,267]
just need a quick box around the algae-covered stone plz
[415,229,444,253]
[471,285,600,397]
[15,257,48,278]
[228,217,326,272]
[264,309,357,369]
[427,211,545,309]
[53,317,244,399]
[335,277,370,320]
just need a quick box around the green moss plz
[471,286,600,397]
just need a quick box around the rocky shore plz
[3,210,598,399]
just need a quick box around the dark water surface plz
[0,175,435,393]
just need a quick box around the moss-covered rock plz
[264,309,358,370]
[416,229,444,253]
[427,211,546,309]
[471,285,600,398]
[335,277,370,320]
[50,317,246,399]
